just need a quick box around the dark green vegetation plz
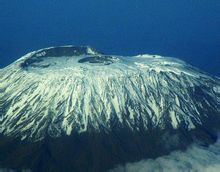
[0,120,219,172]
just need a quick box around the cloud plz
[1,136,220,172]
[110,136,220,172]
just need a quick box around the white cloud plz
[110,136,220,172]
[1,136,220,172]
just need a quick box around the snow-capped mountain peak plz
[0,46,219,141]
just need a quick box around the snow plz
[175,95,180,107]
[170,110,178,129]
[214,86,220,93]
[0,45,219,141]
[87,47,97,55]
[149,99,160,117]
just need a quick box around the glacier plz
[0,45,220,141]
[0,45,220,172]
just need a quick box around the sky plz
[0,0,220,76]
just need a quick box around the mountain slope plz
[0,46,220,171]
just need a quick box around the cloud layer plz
[111,136,220,172]
[1,137,220,172]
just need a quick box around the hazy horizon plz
[0,0,219,76]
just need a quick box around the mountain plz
[0,46,220,172]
